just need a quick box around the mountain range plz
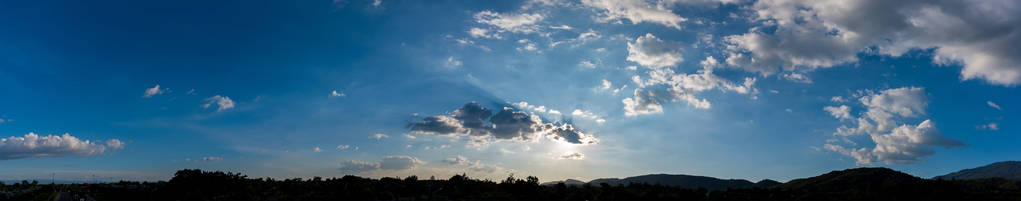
[542,161,1021,190]
[934,161,1021,181]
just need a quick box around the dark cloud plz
[489,108,543,140]
[408,102,598,145]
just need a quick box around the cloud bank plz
[0,133,124,160]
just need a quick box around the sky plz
[1,0,1020,183]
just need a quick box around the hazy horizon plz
[1,0,1019,184]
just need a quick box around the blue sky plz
[1,0,1019,183]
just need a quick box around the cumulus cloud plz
[823,105,852,120]
[203,95,235,112]
[581,0,687,29]
[408,102,598,145]
[625,64,757,114]
[987,101,1002,110]
[0,133,124,160]
[142,84,165,98]
[622,88,665,116]
[105,139,124,149]
[599,79,613,91]
[824,87,963,164]
[469,27,498,39]
[726,0,1021,85]
[313,147,322,152]
[474,11,544,34]
[627,33,684,68]
[336,144,351,150]
[340,155,424,174]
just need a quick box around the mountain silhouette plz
[545,173,778,190]
[539,178,585,186]
[780,167,922,191]
[934,161,1021,181]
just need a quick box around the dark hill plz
[935,161,1021,181]
[755,179,783,187]
[539,179,585,186]
[780,167,923,192]
[587,174,763,190]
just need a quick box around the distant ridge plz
[543,173,780,190]
[935,161,1021,181]
[780,167,922,191]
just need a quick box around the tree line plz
[2,169,1020,201]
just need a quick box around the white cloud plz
[474,11,544,34]
[571,109,605,123]
[559,152,584,160]
[625,64,757,113]
[372,0,381,7]
[824,87,963,164]
[330,90,346,97]
[782,72,812,83]
[579,60,596,68]
[142,84,165,98]
[468,27,497,39]
[550,25,573,30]
[823,105,852,120]
[444,56,463,68]
[336,145,351,150]
[831,96,847,103]
[369,133,389,140]
[511,101,560,115]
[105,139,124,149]
[987,101,1002,110]
[581,0,687,29]
[600,79,612,91]
[313,147,322,152]
[0,133,124,160]
[699,56,720,69]
[578,29,601,40]
[726,0,1021,85]
[202,95,235,112]
[627,33,684,68]
[517,39,539,51]
[403,134,417,139]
